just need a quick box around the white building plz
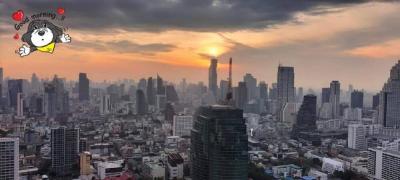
[166,153,184,180]
[100,94,111,115]
[97,161,123,179]
[348,124,367,150]
[281,102,298,127]
[322,158,344,174]
[344,108,362,120]
[368,147,400,180]
[0,138,19,180]
[173,115,193,137]
[143,161,165,180]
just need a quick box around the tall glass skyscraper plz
[191,105,248,180]
[78,73,90,101]
[329,81,341,119]
[379,60,400,128]
[208,58,218,97]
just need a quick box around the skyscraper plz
[208,58,218,97]
[165,85,179,102]
[157,74,165,95]
[0,138,19,180]
[277,66,295,121]
[292,95,317,136]
[51,127,79,175]
[321,88,330,104]
[379,61,400,128]
[236,81,248,109]
[136,89,147,115]
[191,105,248,180]
[8,79,23,111]
[78,73,90,101]
[16,93,24,118]
[297,87,303,103]
[165,102,175,123]
[44,83,57,118]
[100,94,111,115]
[351,90,364,109]
[329,81,340,119]
[243,73,257,100]
[372,93,379,110]
[146,77,155,105]
[219,80,229,101]
[259,81,268,100]
[31,73,40,93]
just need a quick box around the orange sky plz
[1,1,400,91]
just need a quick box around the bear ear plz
[21,32,31,43]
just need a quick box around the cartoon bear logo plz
[18,19,71,57]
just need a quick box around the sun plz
[209,47,218,57]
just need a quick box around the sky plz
[1,0,400,92]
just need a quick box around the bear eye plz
[34,26,38,29]
[44,24,47,28]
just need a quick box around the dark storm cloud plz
[0,0,394,32]
[71,39,176,55]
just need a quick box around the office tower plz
[138,78,147,91]
[329,81,341,119]
[321,88,330,104]
[156,94,167,111]
[165,102,175,123]
[282,102,298,127]
[277,66,295,121]
[80,152,92,176]
[243,73,257,100]
[378,61,400,128]
[277,66,295,103]
[16,93,24,118]
[219,80,229,101]
[31,73,40,93]
[44,83,57,118]
[29,93,44,114]
[78,73,90,101]
[208,58,218,97]
[100,94,111,115]
[344,108,362,120]
[8,79,23,111]
[259,81,268,100]
[0,138,19,180]
[292,95,317,135]
[351,90,364,109]
[191,105,248,180]
[347,124,366,150]
[146,77,155,105]
[270,83,278,100]
[157,74,165,95]
[173,114,193,137]
[236,81,248,109]
[372,93,379,110]
[226,57,233,101]
[52,76,69,114]
[368,147,400,180]
[166,85,179,102]
[136,89,147,115]
[297,87,303,103]
[51,127,79,175]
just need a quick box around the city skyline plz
[1,1,400,91]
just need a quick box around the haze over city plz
[1,1,400,91]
